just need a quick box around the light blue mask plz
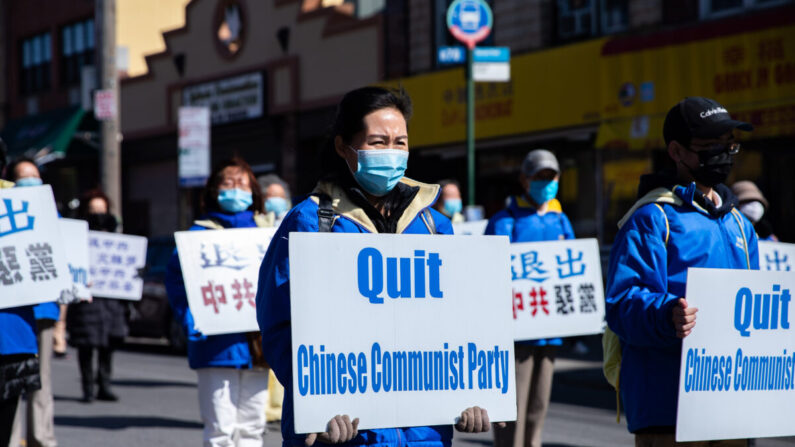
[265,197,289,216]
[217,188,253,213]
[528,180,559,205]
[15,177,43,187]
[350,148,408,197]
[443,198,462,216]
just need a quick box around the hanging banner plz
[0,185,71,309]
[759,241,794,272]
[178,106,211,188]
[60,218,92,300]
[676,268,795,442]
[175,227,276,335]
[88,231,148,300]
[508,238,605,341]
[289,233,516,433]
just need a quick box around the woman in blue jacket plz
[256,86,497,447]
[166,157,271,447]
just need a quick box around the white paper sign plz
[88,232,147,300]
[508,238,605,341]
[759,241,794,272]
[677,268,795,442]
[452,219,488,235]
[178,106,211,187]
[175,227,276,335]
[289,233,516,433]
[60,218,92,300]
[0,185,71,309]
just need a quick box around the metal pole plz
[466,46,475,207]
[96,0,121,223]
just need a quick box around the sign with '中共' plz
[289,233,516,433]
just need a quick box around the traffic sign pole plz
[466,47,475,207]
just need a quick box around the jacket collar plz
[194,210,257,229]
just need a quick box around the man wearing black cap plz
[604,97,759,446]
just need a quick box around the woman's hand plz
[305,415,360,446]
[455,407,506,433]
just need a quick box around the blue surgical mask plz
[349,147,408,197]
[217,188,253,213]
[528,180,559,205]
[443,198,462,216]
[265,197,289,217]
[15,177,43,187]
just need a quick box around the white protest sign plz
[759,241,794,272]
[452,219,488,235]
[60,218,92,300]
[175,227,276,335]
[677,268,795,442]
[508,238,604,341]
[289,233,516,433]
[0,185,71,309]
[88,232,147,300]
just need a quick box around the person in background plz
[258,173,291,226]
[6,157,58,447]
[731,180,778,242]
[487,149,574,447]
[166,158,271,447]
[67,189,128,403]
[433,179,465,223]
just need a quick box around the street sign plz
[178,107,211,188]
[438,46,466,65]
[473,47,511,82]
[446,0,493,49]
[93,89,116,120]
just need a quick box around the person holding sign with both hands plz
[257,86,501,447]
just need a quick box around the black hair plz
[320,86,413,178]
[201,157,264,215]
[5,157,38,182]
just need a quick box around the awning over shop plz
[0,106,87,163]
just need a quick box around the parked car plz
[128,235,186,352]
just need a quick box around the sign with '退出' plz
[175,227,276,336]
[677,268,795,442]
[289,233,516,433]
[509,238,605,341]
[0,185,71,309]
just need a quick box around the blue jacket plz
[256,178,454,447]
[165,210,264,370]
[33,302,60,321]
[0,306,38,355]
[605,182,758,433]
[485,195,575,346]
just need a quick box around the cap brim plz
[695,119,753,138]
[524,161,560,177]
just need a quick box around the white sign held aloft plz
[175,227,276,336]
[0,185,71,309]
[509,238,605,341]
[88,232,147,300]
[289,233,516,434]
[677,268,795,442]
[59,218,92,300]
[759,241,794,272]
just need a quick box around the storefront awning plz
[0,106,87,163]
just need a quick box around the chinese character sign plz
[508,238,605,341]
[88,232,147,300]
[0,185,70,309]
[60,218,92,300]
[759,241,794,273]
[175,227,276,336]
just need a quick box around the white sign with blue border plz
[473,47,511,82]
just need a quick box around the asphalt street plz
[12,340,795,447]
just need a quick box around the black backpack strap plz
[420,208,437,235]
[316,193,335,233]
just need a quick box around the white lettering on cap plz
[700,107,728,118]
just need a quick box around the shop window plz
[19,32,52,96]
[433,0,494,68]
[61,19,95,86]
[557,0,597,39]
[601,0,629,34]
[699,0,792,19]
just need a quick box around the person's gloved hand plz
[305,415,359,446]
[455,407,505,433]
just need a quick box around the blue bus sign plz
[446,0,493,49]
[438,46,466,65]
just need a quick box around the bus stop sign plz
[446,0,493,49]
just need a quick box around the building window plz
[557,0,597,40]
[601,0,629,34]
[61,19,95,86]
[19,32,52,96]
[699,0,792,19]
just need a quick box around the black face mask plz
[87,213,118,232]
[685,146,734,187]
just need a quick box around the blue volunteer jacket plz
[485,195,575,346]
[165,210,261,370]
[33,302,60,321]
[0,306,38,355]
[605,181,758,433]
[256,178,454,447]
